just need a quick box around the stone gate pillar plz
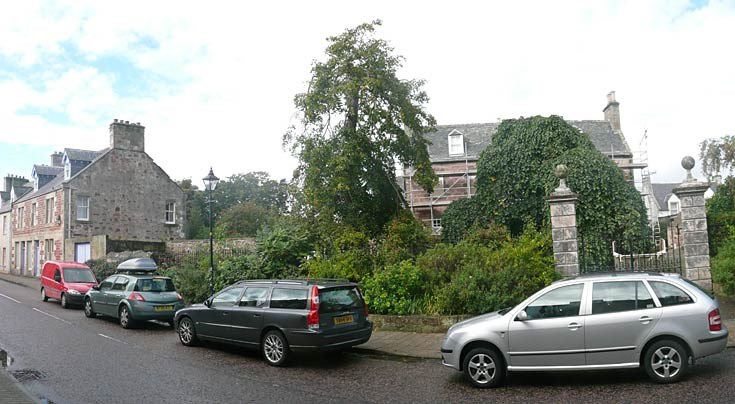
[673,156,712,290]
[548,165,579,277]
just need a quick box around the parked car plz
[175,279,372,366]
[83,258,184,328]
[441,272,729,388]
[40,261,98,308]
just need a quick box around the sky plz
[1,0,734,190]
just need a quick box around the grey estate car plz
[441,272,729,388]
[175,279,372,366]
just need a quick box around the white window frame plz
[165,202,176,224]
[46,197,55,224]
[448,131,465,155]
[63,155,71,180]
[31,203,37,226]
[432,218,442,229]
[669,201,680,214]
[77,196,90,221]
[17,207,24,229]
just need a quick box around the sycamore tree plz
[284,20,436,236]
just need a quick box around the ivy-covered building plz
[400,91,640,232]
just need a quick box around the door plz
[109,276,131,317]
[229,286,269,345]
[584,280,662,366]
[197,286,244,341]
[49,268,63,299]
[508,283,587,367]
[33,241,40,277]
[94,276,116,316]
[75,243,91,263]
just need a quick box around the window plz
[112,277,129,291]
[1,248,5,269]
[448,133,464,155]
[31,203,37,226]
[99,276,116,291]
[432,218,442,229]
[669,201,680,214]
[17,207,24,228]
[437,176,445,192]
[524,284,584,319]
[62,268,96,283]
[135,278,176,292]
[165,202,176,224]
[75,243,91,263]
[77,196,90,221]
[44,239,54,261]
[211,287,244,308]
[319,287,362,313]
[2,215,6,235]
[64,159,71,180]
[239,287,270,307]
[270,288,308,310]
[649,281,693,307]
[46,197,54,224]
[591,281,654,314]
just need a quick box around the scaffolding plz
[634,130,661,241]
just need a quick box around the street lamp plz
[203,167,220,297]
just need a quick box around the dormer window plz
[669,201,680,214]
[63,155,71,180]
[448,131,465,155]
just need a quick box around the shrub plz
[214,254,267,291]
[378,211,432,265]
[711,238,735,295]
[86,259,118,281]
[304,229,375,282]
[159,259,210,304]
[362,261,427,315]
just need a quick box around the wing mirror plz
[204,298,212,307]
[516,310,529,321]
[92,285,100,291]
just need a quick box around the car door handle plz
[568,322,583,330]
[639,316,652,324]
[253,314,261,317]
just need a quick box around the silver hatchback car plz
[441,272,729,388]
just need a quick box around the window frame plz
[448,132,465,155]
[46,197,55,224]
[590,280,655,315]
[523,283,584,320]
[77,195,90,221]
[165,201,176,224]
[31,203,37,227]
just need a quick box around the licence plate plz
[333,314,354,325]
[155,305,174,311]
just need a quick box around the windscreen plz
[319,287,363,313]
[135,278,176,292]
[62,268,96,283]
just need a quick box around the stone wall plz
[167,238,256,253]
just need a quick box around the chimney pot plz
[114,119,118,123]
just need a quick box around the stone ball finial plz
[555,164,569,180]
[681,156,695,171]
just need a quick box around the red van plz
[41,261,98,308]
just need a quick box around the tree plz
[215,202,275,238]
[700,135,735,181]
[214,172,289,214]
[475,116,650,267]
[284,20,437,236]
[178,179,208,239]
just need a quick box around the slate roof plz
[422,119,632,162]
[651,183,678,210]
[65,148,103,162]
[0,200,10,214]
[33,164,63,177]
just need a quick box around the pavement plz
[1,271,733,403]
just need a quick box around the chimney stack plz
[109,119,145,152]
[603,91,621,133]
[51,152,63,167]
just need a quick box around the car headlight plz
[67,289,81,295]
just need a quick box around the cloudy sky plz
[1,0,733,189]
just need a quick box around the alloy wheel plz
[264,334,284,364]
[650,346,682,379]
[179,319,193,344]
[467,353,497,385]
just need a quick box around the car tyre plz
[119,305,136,329]
[262,330,289,367]
[41,288,48,302]
[60,293,69,309]
[644,339,689,383]
[463,348,505,388]
[177,317,199,346]
[84,298,96,318]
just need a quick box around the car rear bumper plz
[694,327,729,359]
[287,321,373,352]
[130,302,185,321]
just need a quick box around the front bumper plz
[64,292,86,305]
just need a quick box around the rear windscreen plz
[62,268,96,283]
[319,287,362,313]
[135,278,176,292]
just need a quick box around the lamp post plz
[203,167,220,297]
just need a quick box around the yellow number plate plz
[333,314,354,325]
[155,305,174,311]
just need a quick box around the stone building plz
[400,92,641,232]
[2,120,185,277]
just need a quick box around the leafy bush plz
[86,259,118,281]
[362,261,428,315]
[159,258,211,304]
[378,211,432,265]
[711,238,735,295]
[256,220,312,278]
[214,254,267,291]
[441,198,483,243]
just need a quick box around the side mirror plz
[516,310,529,321]
[204,298,212,307]
[92,285,100,291]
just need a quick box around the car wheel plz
[84,298,96,318]
[644,339,689,383]
[262,330,289,367]
[463,348,505,388]
[60,293,69,309]
[177,317,199,346]
[119,306,136,329]
[41,288,48,302]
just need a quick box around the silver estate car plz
[441,272,729,388]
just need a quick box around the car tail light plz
[709,308,722,331]
[307,286,320,330]
[176,293,183,301]
[128,292,146,302]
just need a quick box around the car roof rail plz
[235,278,351,286]
[565,271,666,281]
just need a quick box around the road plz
[1,279,734,404]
